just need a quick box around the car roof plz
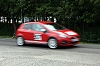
[24,21,54,24]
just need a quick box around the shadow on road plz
[18,44,79,49]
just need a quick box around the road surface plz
[0,38,100,66]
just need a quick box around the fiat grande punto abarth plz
[16,21,80,49]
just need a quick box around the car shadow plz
[21,44,79,49]
[57,45,79,49]
[23,44,49,49]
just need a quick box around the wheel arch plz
[16,34,24,39]
[47,36,58,43]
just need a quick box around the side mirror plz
[40,29,47,32]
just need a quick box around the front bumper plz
[58,36,80,46]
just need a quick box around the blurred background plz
[0,0,100,43]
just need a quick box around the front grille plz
[71,36,79,39]
[71,36,79,44]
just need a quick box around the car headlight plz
[57,32,68,38]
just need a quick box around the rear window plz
[44,23,66,30]
[23,24,32,29]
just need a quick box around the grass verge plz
[0,36,12,38]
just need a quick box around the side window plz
[32,24,45,31]
[23,24,32,30]
[31,24,36,30]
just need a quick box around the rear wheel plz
[16,37,25,46]
[48,38,58,49]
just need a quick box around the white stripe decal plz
[25,40,47,44]
[65,31,77,35]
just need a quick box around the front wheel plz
[48,38,58,49]
[16,37,25,46]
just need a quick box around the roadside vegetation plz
[0,0,100,43]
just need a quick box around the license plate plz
[72,38,79,42]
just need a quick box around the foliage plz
[0,0,100,23]
[0,0,100,43]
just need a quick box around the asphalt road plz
[0,38,100,66]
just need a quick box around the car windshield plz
[44,23,67,30]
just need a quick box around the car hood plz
[53,29,79,36]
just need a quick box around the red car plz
[16,21,80,49]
